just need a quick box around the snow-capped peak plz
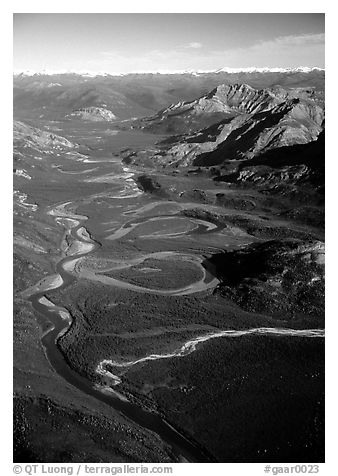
[13,66,325,78]
[214,66,324,74]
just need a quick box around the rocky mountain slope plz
[67,106,117,121]
[214,131,325,191]
[13,69,324,122]
[122,83,324,181]
[14,120,76,152]
[13,121,82,200]
[132,83,323,135]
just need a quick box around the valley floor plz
[13,119,324,462]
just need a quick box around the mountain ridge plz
[130,82,323,137]
[122,82,324,184]
[13,69,325,122]
[13,66,325,77]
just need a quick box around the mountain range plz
[13,68,325,122]
[122,82,324,189]
[13,70,325,192]
[13,67,324,76]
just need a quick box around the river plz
[24,157,324,463]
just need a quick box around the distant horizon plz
[13,66,325,76]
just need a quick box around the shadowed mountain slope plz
[13,69,324,122]
[123,83,324,176]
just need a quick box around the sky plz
[13,13,325,74]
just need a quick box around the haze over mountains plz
[14,66,324,76]
[13,68,325,197]
[13,68,325,198]
[13,68,325,122]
